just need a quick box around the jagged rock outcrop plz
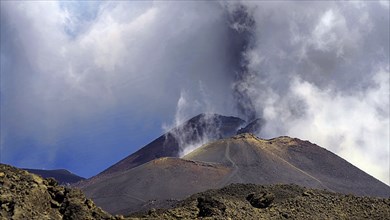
[0,164,117,220]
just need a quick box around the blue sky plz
[1,1,389,184]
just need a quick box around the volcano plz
[78,132,390,214]
[74,114,245,189]
[22,168,85,185]
[95,114,245,176]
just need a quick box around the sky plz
[1,1,389,185]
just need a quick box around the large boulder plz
[0,164,116,220]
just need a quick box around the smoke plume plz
[1,1,389,184]
[168,1,389,184]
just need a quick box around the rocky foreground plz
[1,163,389,219]
[0,164,117,220]
[130,184,390,219]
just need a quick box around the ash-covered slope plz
[83,158,232,214]
[78,114,245,186]
[0,164,113,220]
[79,133,390,215]
[134,183,390,219]
[23,168,85,185]
[185,133,390,197]
[3,163,389,220]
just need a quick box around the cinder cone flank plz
[79,133,390,214]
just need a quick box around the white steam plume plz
[228,1,390,184]
[162,91,224,157]
[1,1,388,184]
[166,1,390,184]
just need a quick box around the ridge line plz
[246,139,332,191]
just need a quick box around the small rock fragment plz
[197,196,226,217]
[246,192,274,208]
[51,200,60,208]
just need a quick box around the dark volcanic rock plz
[197,196,226,217]
[237,118,264,135]
[246,192,274,208]
[0,164,115,220]
[133,183,390,220]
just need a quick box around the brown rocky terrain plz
[185,133,390,197]
[0,164,116,220]
[83,158,232,214]
[79,133,390,214]
[1,164,389,219]
[131,183,390,219]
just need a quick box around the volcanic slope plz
[79,133,390,215]
[2,164,389,219]
[236,118,264,134]
[82,158,232,214]
[96,113,245,177]
[23,168,85,185]
[185,133,390,197]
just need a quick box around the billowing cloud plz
[234,1,390,184]
[0,1,238,175]
[1,1,388,184]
